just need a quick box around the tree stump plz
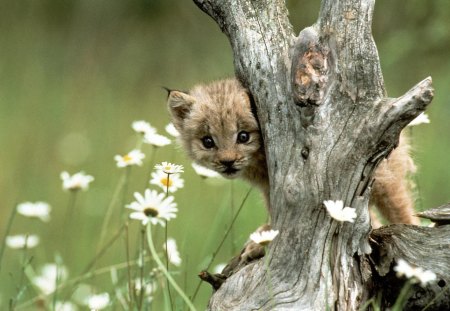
[192,0,447,309]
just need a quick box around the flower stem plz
[0,202,17,274]
[164,173,174,310]
[144,147,157,190]
[138,227,145,310]
[146,223,196,311]
[191,187,252,303]
[98,171,127,251]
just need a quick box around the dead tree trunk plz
[192,0,446,310]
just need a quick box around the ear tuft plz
[167,91,196,130]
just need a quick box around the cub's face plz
[168,79,262,179]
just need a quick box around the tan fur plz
[371,133,419,225]
[168,78,418,226]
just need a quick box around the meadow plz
[0,0,449,309]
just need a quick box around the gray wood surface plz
[193,0,442,310]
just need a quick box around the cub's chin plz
[220,168,241,179]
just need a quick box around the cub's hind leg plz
[370,133,419,225]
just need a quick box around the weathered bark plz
[192,0,442,310]
[370,225,450,310]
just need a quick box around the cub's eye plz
[237,131,250,143]
[201,136,215,149]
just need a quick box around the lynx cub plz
[168,78,418,226]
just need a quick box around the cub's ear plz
[167,91,196,130]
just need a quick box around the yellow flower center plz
[123,154,132,162]
[143,207,158,217]
[160,177,173,187]
[164,166,172,172]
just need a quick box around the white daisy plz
[191,163,221,178]
[132,120,156,136]
[408,112,430,126]
[55,301,78,311]
[150,170,184,193]
[17,202,51,222]
[114,149,145,168]
[213,263,227,274]
[164,238,182,266]
[134,278,157,296]
[85,293,110,310]
[249,229,279,246]
[155,161,184,174]
[60,171,94,191]
[165,123,180,138]
[415,268,437,286]
[6,234,40,249]
[126,189,178,226]
[143,132,171,147]
[394,258,416,279]
[33,263,68,295]
[394,259,437,286]
[323,200,357,223]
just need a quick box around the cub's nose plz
[220,160,235,168]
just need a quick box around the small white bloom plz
[408,113,430,126]
[415,268,437,286]
[6,234,40,249]
[55,301,78,311]
[165,123,180,138]
[143,132,171,147]
[33,264,68,295]
[155,161,184,174]
[394,258,437,286]
[323,200,357,223]
[164,238,182,266]
[85,293,110,310]
[213,263,227,274]
[126,189,178,226]
[132,120,156,135]
[250,229,279,246]
[133,278,156,303]
[60,171,94,191]
[150,170,184,193]
[114,149,145,168]
[191,163,221,178]
[134,278,157,295]
[17,202,51,222]
[394,258,416,279]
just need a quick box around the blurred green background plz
[0,0,449,309]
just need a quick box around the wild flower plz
[132,120,156,136]
[408,112,430,126]
[250,229,279,246]
[164,238,182,266]
[33,263,68,295]
[150,170,184,193]
[191,163,221,178]
[394,258,437,286]
[134,278,157,299]
[155,161,184,174]
[126,189,178,226]
[213,263,227,274]
[143,132,171,147]
[84,293,110,310]
[17,201,51,222]
[6,234,40,249]
[55,301,78,311]
[323,200,357,223]
[165,123,180,138]
[114,149,145,168]
[60,171,94,191]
